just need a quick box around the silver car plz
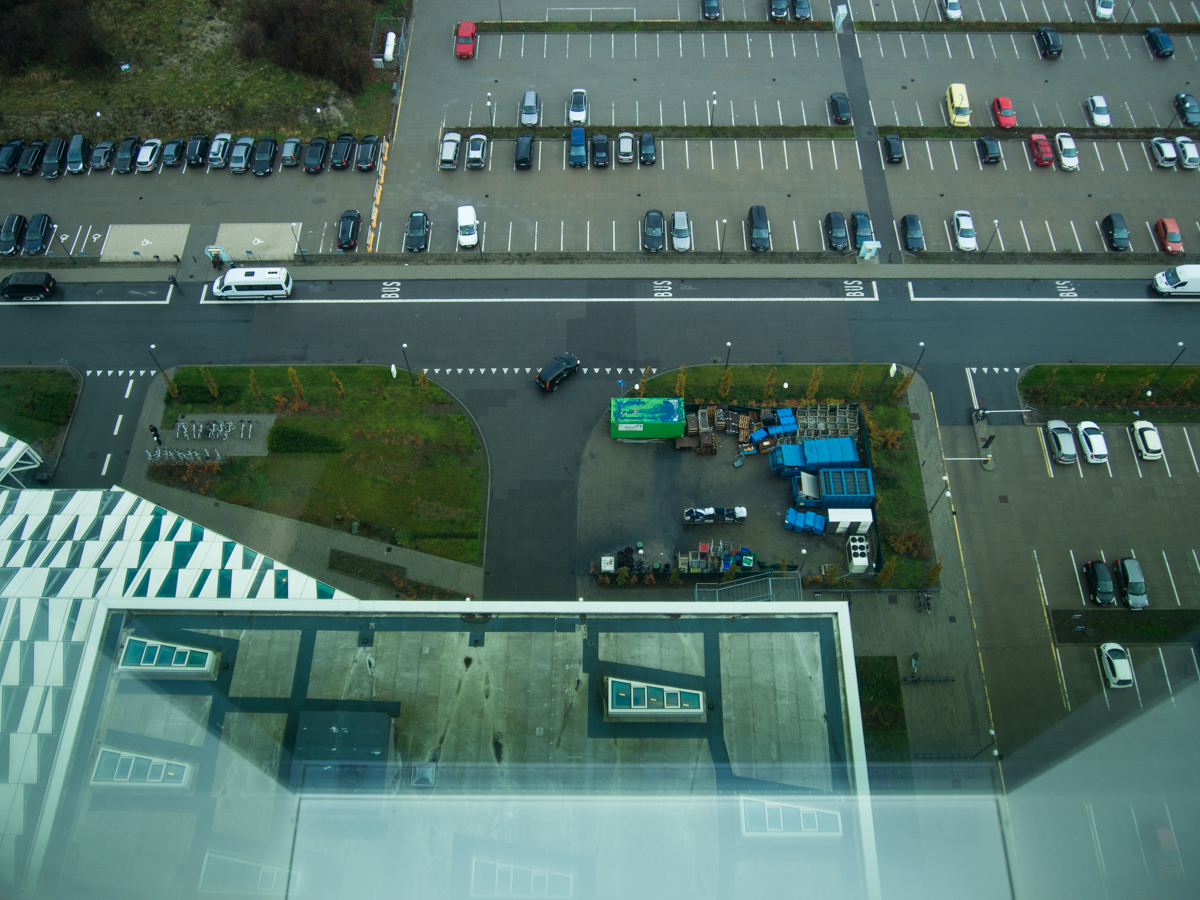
[439,131,462,169]
[208,132,232,167]
[671,211,692,251]
[519,90,540,127]
[229,136,255,173]
[1046,419,1077,464]
[466,133,487,168]
[568,88,588,125]
[616,132,635,163]
[135,138,162,172]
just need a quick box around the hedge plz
[26,389,74,426]
[266,424,345,453]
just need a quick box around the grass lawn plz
[1020,364,1200,422]
[640,362,894,407]
[148,366,484,564]
[1,0,396,139]
[0,369,78,455]
[855,656,910,764]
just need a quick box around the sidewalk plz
[119,374,484,601]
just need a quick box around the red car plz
[992,96,1016,128]
[1156,218,1184,253]
[455,21,477,58]
[1028,133,1054,166]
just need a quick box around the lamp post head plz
[149,344,155,350]
[722,218,727,224]
[919,341,925,348]
[402,342,408,349]
[726,341,732,348]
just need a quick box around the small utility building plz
[610,398,686,439]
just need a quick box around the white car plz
[1076,421,1108,463]
[456,205,479,248]
[1175,135,1199,169]
[671,211,692,251]
[1086,95,1111,127]
[439,131,462,169]
[207,132,232,167]
[952,210,977,251]
[616,131,635,163]
[135,138,162,172]
[1132,420,1163,460]
[466,133,487,169]
[1094,0,1114,16]
[942,0,963,18]
[1055,133,1079,171]
[568,89,588,125]
[1099,643,1133,689]
[1151,136,1178,167]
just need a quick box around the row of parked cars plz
[0,133,383,177]
[0,213,54,256]
[439,130,659,170]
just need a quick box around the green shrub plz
[176,383,243,405]
[26,389,74,425]
[267,424,344,453]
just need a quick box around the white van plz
[1153,265,1200,296]
[457,206,479,248]
[211,267,293,299]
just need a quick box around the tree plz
[239,0,374,93]
[718,368,733,399]
[418,369,431,396]
[806,366,824,402]
[762,367,777,403]
[823,563,840,586]
[330,371,346,398]
[288,367,304,401]
[669,567,682,585]
[848,362,864,399]
[875,557,897,587]
[615,566,630,586]
[199,366,220,400]
[925,557,944,585]
[675,365,687,399]
[248,370,262,401]
[892,372,914,400]
[643,573,656,586]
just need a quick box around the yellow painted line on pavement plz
[368,21,414,252]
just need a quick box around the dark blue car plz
[569,127,587,167]
[1146,27,1174,57]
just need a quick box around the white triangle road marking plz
[503,368,509,374]
[457,368,463,374]
[970,367,977,373]
[118,370,124,376]
[491,368,496,374]
[86,370,92,376]
[468,368,475,374]
[525,367,531,374]
[651,368,657,374]
[139,370,146,376]
[106,370,113,376]
[605,368,611,374]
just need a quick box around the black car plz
[304,137,329,173]
[1101,213,1130,251]
[768,0,789,18]
[794,0,811,17]
[281,138,303,166]
[17,140,46,175]
[1146,26,1174,57]
[1083,560,1115,605]
[162,137,186,167]
[592,133,609,167]
[184,134,210,167]
[330,133,355,169]
[1175,92,1200,127]
[748,204,770,252]
[829,92,852,124]
[701,0,720,17]
[114,135,140,173]
[535,352,580,392]
[824,211,849,251]
[355,134,380,171]
[900,214,924,252]
[882,134,903,163]
[850,210,873,249]
[40,137,66,178]
[977,135,1002,164]
[515,134,534,169]
[640,132,656,165]
[1036,25,1062,57]
[251,136,277,176]
[0,140,23,173]
[90,140,115,170]
[336,209,362,251]
[405,211,430,251]
[0,215,28,256]
[643,209,665,252]
[23,213,53,255]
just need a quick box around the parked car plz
[136,138,163,172]
[336,210,361,251]
[1055,133,1079,171]
[250,137,277,175]
[616,132,635,163]
[1076,421,1108,463]
[303,136,329,173]
[671,211,692,251]
[829,92,852,124]
[1132,420,1163,459]
[456,205,479,247]
[794,0,811,15]
[824,211,849,251]
[1113,557,1148,609]
[768,0,789,18]
[748,205,771,251]
[281,137,303,166]
[162,137,185,167]
[591,133,609,166]
[640,132,656,165]
[207,133,232,168]
[17,140,47,175]
[1150,136,1178,167]
[1175,135,1199,169]
[515,134,534,169]
[643,209,665,252]
[701,0,721,17]
[466,134,487,169]
[569,128,586,167]
[455,20,477,58]
[568,89,588,125]
[0,271,55,300]
[1101,213,1130,250]
[1175,92,1200,127]
[535,353,580,391]
[1146,26,1174,57]
[405,211,430,251]
[519,90,540,127]
[1036,25,1062,57]
[114,134,140,173]
[1094,0,1114,17]
[0,139,24,173]
[40,137,66,178]
[330,133,355,168]
[882,134,903,163]
[1083,560,1115,605]
[1046,419,1077,463]
[850,210,873,249]
[942,0,963,18]
[1141,819,1183,879]
[229,136,254,173]
[1028,133,1054,166]
[1099,643,1133,687]
[355,134,380,171]
[0,214,27,255]
[90,139,114,170]
[952,210,977,250]
[439,132,462,169]
[977,135,1002,164]
[1156,217,1184,253]
[992,96,1016,128]
[1087,95,1111,127]
[900,214,924,252]
[66,134,91,173]
[23,213,52,255]
[185,134,210,167]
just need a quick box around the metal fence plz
[369,17,406,69]
[694,572,801,603]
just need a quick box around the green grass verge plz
[0,0,396,140]
[856,18,1200,33]
[868,404,936,590]
[1052,609,1200,643]
[475,19,831,32]
[639,362,890,407]
[148,366,484,564]
[856,656,910,763]
[0,369,78,453]
[326,549,461,599]
[1020,364,1200,412]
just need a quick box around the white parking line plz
[1037,427,1054,476]
[1183,429,1199,472]
[949,142,958,170]
[112,414,123,436]
[1159,647,1176,705]
[1146,220,1159,249]
[926,140,934,169]
[1093,143,1104,171]
[1162,440,1173,477]
[1130,648,1144,707]
[831,141,837,170]
[1045,221,1057,251]
[807,140,813,169]
[1070,221,1083,252]
[793,219,800,250]
[1069,549,1087,605]
[1126,427,1144,477]
[782,141,788,169]
[855,142,861,170]
[1163,551,1182,605]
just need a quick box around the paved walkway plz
[119,374,484,601]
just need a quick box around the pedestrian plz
[167,275,178,286]
[149,424,162,446]
[211,255,222,271]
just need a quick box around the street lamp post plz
[719,218,728,259]
[400,342,415,387]
[147,343,177,396]
[929,489,951,514]
[972,729,1000,759]
[912,341,927,372]
[1147,341,1186,398]
[797,548,809,576]
[724,341,732,370]
[921,0,937,22]
[1120,0,1136,23]
[498,0,504,24]
[982,219,1000,256]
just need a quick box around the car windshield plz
[958,223,975,237]
[752,226,769,239]
[1062,146,1076,156]
[459,223,474,235]
[1128,579,1146,595]
[457,34,472,43]
[1094,103,1108,114]
[1165,268,1183,286]
[409,217,424,235]
[1108,647,1127,660]
[571,93,585,109]
[646,222,662,236]
[255,145,272,160]
[675,222,689,237]
[908,224,923,237]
